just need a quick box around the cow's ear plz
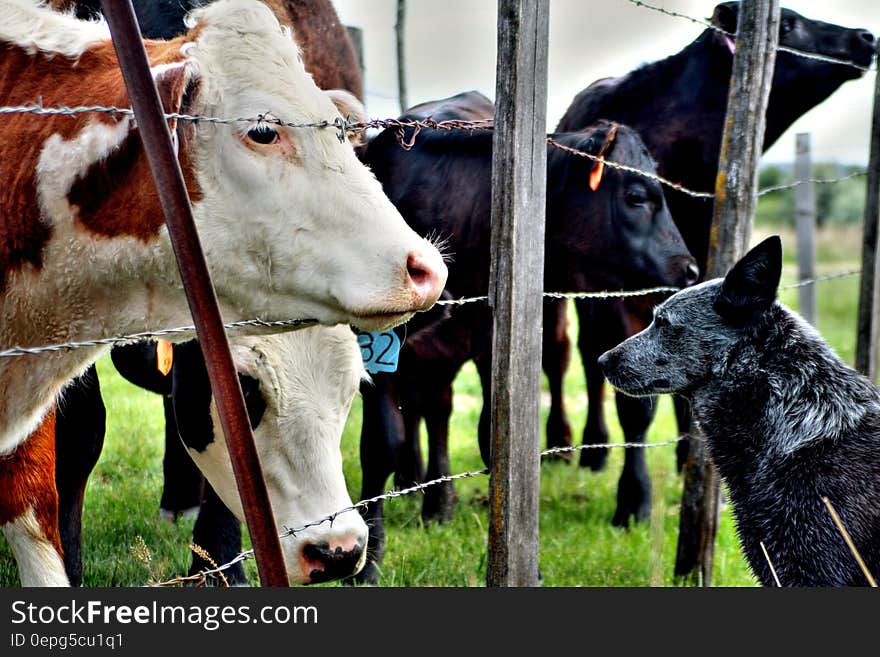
[326,89,367,146]
[151,62,197,136]
[714,235,782,323]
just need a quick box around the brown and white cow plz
[0,0,446,585]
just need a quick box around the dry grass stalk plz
[822,496,878,587]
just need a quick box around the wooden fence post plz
[675,0,780,586]
[486,0,549,587]
[395,0,408,114]
[346,26,365,86]
[856,66,880,380]
[795,133,817,325]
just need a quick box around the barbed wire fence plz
[1,0,876,588]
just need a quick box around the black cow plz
[353,90,698,583]
[553,2,877,509]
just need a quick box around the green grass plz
[0,225,861,588]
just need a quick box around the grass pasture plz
[0,225,862,587]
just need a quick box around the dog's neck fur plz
[691,303,880,476]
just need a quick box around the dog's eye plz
[654,315,670,329]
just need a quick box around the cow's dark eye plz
[247,124,280,145]
[780,16,795,37]
[625,185,649,207]
[654,315,670,329]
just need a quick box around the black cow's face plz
[711,2,876,149]
[546,123,699,292]
[712,2,876,82]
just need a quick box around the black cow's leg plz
[421,383,457,522]
[189,482,247,586]
[611,392,655,527]
[349,374,402,585]
[55,365,106,587]
[673,396,693,473]
[159,397,203,521]
[577,300,611,470]
[542,298,573,460]
[475,352,492,468]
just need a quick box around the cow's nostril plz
[302,538,366,584]
[858,30,876,45]
[685,262,700,286]
[406,251,445,308]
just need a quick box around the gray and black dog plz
[599,236,880,586]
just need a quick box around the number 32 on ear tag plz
[356,330,401,373]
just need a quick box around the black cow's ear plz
[711,2,739,33]
[714,235,782,323]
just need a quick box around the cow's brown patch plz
[0,34,202,287]
[0,411,62,556]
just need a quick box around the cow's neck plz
[0,229,189,457]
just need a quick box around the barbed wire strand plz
[151,436,687,587]
[2,272,860,360]
[757,171,868,196]
[1,103,869,202]
[625,0,874,73]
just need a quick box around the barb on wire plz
[758,171,868,196]
[151,435,689,586]
[625,0,873,73]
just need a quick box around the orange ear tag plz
[589,158,605,191]
[156,339,174,376]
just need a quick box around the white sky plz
[332,0,879,165]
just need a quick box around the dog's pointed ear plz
[714,236,782,323]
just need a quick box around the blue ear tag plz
[356,330,401,373]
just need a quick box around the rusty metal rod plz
[99,0,289,587]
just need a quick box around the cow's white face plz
[183,326,368,585]
[182,1,446,331]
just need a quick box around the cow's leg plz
[577,299,612,471]
[189,482,247,586]
[611,392,655,527]
[159,397,203,522]
[476,352,492,468]
[420,383,457,522]
[674,396,693,474]
[55,366,106,587]
[349,374,403,585]
[0,412,69,586]
[542,298,572,459]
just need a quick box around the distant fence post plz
[346,26,365,85]
[856,65,880,380]
[486,0,549,587]
[675,0,780,586]
[795,133,817,325]
[395,0,408,114]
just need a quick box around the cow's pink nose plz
[406,251,447,310]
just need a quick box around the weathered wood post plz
[795,133,817,325]
[395,0,408,113]
[486,0,549,587]
[100,0,288,586]
[856,65,880,380]
[346,26,365,88]
[675,0,780,585]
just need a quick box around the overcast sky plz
[332,0,879,165]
